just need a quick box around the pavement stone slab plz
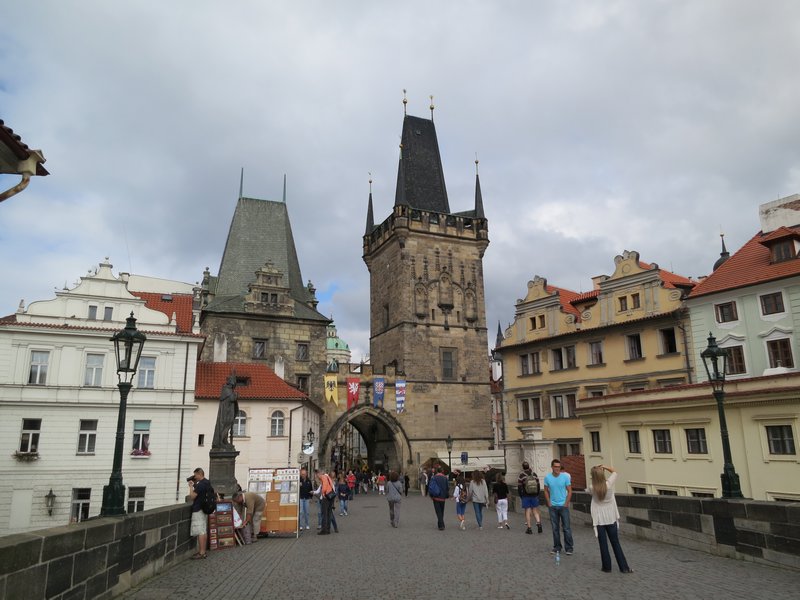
[121,493,798,600]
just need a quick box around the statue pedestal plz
[209,448,240,498]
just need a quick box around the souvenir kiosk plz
[248,467,300,537]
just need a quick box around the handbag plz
[325,491,337,502]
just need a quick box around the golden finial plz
[429,95,435,119]
[475,153,479,174]
[402,89,407,115]
[369,172,373,193]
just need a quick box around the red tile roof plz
[689,226,800,298]
[0,119,49,176]
[570,290,600,304]
[544,285,581,317]
[757,226,800,244]
[638,261,695,289]
[131,291,194,333]
[195,362,307,400]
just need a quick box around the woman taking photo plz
[590,465,633,573]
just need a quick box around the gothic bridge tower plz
[360,105,493,474]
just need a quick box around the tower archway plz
[320,405,412,475]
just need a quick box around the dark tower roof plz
[474,172,485,219]
[216,196,305,300]
[495,321,503,348]
[365,190,375,234]
[713,233,731,271]
[394,115,450,213]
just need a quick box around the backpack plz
[458,484,469,504]
[428,475,443,498]
[201,485,217,515]
[522,472,540,496]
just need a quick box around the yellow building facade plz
[577,373,800,500]
[495,251,696,479]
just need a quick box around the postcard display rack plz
[248,467,300,537]
[208,500,236,551]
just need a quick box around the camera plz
[186,476,195,482]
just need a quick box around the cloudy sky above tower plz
[2,1,800,361]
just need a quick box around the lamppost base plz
[100,480,127,516]
[721,469,744,499]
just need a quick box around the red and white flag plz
[346,378,360,410]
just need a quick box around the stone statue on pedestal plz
[212,374,239,450]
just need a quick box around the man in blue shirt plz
[543,459,573,555]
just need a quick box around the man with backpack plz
[518,461,542,534]
[428,465,449,530]
[188,467,214,559]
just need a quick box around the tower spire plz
[402,89,407,116]
[429,95,435,121]
[365,174,375,235]
[282,174,287,203]
[713,232,731,271]
[239,167,244,199]
[474,155,485,219]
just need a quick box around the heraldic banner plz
[373,377,385,408]
[324,374,339,406]
[346,377,360,410]
[395,380,406,413]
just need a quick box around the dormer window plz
[771,240,795,263]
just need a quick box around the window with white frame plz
[137,357,156,388]
[726,345,746,375]
[271,411,285,437]
[715,301,738,323]
[127,487,146,513]
[685,428,708,454]
[517,397,530,420]
[77,419,97,454]
[132,420,150,455]
[520,354,531,376]
[588,341,603,365]
[627,430,641,454]
[530,352,540,373]
[71,488,91,522]
[659,328,678,354]
[765,425,796,455]
[551,346,576,370]
[84,353,104,387]
[233,410,247,437]
[551,393,576,418]
[626,333,643,360]
[19,418,41,454]
[760,292,785,315]
[767,338,794,368]
[28,350,49,385]
[653,429,673,454]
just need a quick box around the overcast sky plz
[2,1,800,362]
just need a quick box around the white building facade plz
[0,260,203,535]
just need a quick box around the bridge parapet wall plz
[0,502,193,600]
[570,492,800,570]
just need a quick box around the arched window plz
[233,410,247,437]
[271,411,285,437]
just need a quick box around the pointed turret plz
[495,321,503,348]
[365,180,375,235]
[713,233,731,271]
[474,159,485,219]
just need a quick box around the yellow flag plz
[324,374,339,406]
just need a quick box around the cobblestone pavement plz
[122,493,797,600]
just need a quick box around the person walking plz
[468,470,489,530]
[429,465,449,530]
[453,474,469,530]
[377,471,387,495]
[337,475,350,516]
[317,469,337,535]
[421,469,429,497]
[517,461,543,534]
[590,465,633,573]
[346,470,356,500]
[386,471,404,527]
[544,459,574,555]
[492,472,510,529]
[403,473,410,497]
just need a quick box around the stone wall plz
[570,492,800,570]
[0,503,193,600]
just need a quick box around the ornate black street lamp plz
[700,332,744,499]
[101,312,146,516]
[445,434,454,476]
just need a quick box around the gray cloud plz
[2,0,800,362]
